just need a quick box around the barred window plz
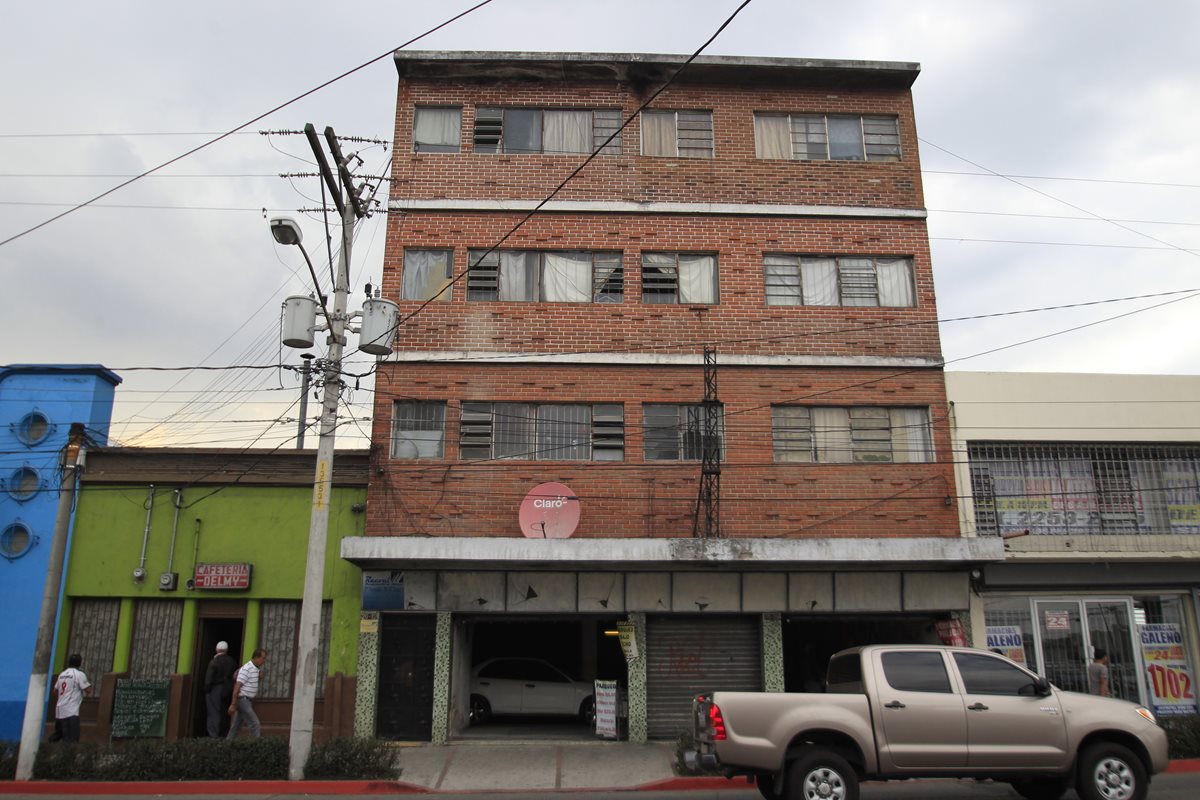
[641,110,714,158]
[967,442,1200,537]
[772,406,932,464]
[66,599,120,679]
[129,600,183,679]
[401,249,453,302]
[764,255,913,307]
[467,250,622,303]
[257,601,333,700]
[642,253,718,305]
[474,108,621,155]
[755,113,900,162]
[392,401,446,459]
[644,404,725,461]
[459,403,624,461]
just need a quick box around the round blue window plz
[16,411,52,446]
[7,467,40,501]
[1,522,34,560]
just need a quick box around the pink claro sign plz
[518,482,581,538]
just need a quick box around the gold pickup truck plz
[686,644,1168,800]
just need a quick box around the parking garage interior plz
[782,614,942,692]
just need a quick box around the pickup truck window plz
[826,653,863,692]
[953,652,1040,695]
[880,651,953,693]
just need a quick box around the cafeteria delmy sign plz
[193,563,252,590]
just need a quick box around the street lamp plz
[271,214,397,779]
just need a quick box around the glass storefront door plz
[1032,599,1143,703]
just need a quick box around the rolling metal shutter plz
[646,615,761,739]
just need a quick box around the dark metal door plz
[376,614,437,741]
[646,615,761,739]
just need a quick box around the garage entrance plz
[455,615,624,740]
[782,614,942,692]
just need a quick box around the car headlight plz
[1135,707,1156,724]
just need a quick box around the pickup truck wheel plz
[1076,742,1147,800]
[1010,776,1070,800]
[787,749,859,800]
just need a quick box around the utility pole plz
[287,124,366,780]
[16,423,87,780]
[296,352,314,449]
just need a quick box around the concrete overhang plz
[341,536,1002,571]
[393,51,920,91]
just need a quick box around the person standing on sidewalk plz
[203,641,236,738]
[54,654,92,742]
[226,648,267,739]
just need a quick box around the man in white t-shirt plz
[226,648,268,739]
[54,653,92,742]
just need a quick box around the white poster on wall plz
[594,680,619,739]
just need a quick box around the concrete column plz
[113,598,135,673]
[176,599,198,673]
[353,611,380,738]
[626,612,647,744]
[243,599,261,653]
[431,612,452,744]
[761,612,784,692]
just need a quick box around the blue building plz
[0,364,120,740]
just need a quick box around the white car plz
[469,657,594,725]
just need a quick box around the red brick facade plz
[367,53,957,542]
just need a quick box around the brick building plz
[342,52,1001,743]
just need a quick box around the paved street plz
[2,773,1199,800]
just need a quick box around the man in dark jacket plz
[203,641,236,738]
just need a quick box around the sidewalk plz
[2,741,1198,795]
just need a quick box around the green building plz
[53,447,366,740]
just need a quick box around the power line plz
[0,0,498,249]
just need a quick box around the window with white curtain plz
[642,253,718,305]
[413,107,462,153]
[466,250,623,302]
[392,401,446,459]
[641,110,714,158]
[459,403,624,461]
[763,255,913,307]
[643,404,725,461]
[402,249,453,301]
[772,406,932,463]
[473,108,622,155]
[754,113,900,162]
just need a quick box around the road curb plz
[1168,758,1200,773]
[0,779,429,795]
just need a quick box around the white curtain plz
[801,258,839,305]
[877,259,915,307]
[543,110,591,155]
[499,252,538,301]
[678,255,716,303]
[641,111,676,156]
[413,108,460,151]
[402,249,452,301]
[754,114,790,159]
[889,408,931,463]
[543,252,591,302]
[813,407,852,463]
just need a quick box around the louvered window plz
[642,253,717,305]
[644,404,725,462]
[641,110,714,158]
[772,406,932,464]
[467,250,623,303]
[755,112,900,162]
[473,108,622,155]
[763,255,914,307]
[458,403,623,461]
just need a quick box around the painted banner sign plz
[193,562,252,590]
[594,680,619,739]
[1139,623,1198,716]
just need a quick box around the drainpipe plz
[134,485,155,583]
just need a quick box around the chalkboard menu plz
[111,679,170,738]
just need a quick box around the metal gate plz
[646,615,761,739]
[376,614,438,741]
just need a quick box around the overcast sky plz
[2,0,1197,449]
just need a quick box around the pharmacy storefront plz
[979,564,1199,717]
